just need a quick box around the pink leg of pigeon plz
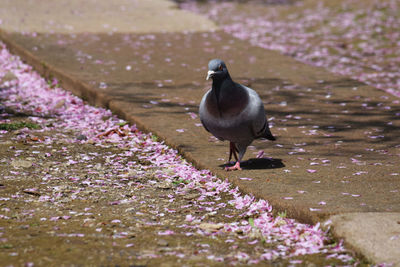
[225,161,242,171]
[226,142,242,171]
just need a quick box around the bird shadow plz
[219,158,285,170]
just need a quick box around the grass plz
[278,210,287,218]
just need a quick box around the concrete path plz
[0,0,399,265]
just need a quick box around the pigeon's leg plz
[228,142,239,163]
[225,143,247,171]
[226,144,241,171]
[228,143,233,162]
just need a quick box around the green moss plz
[0,244,13,249]
[0,121,40,131]
[172,178,189,185]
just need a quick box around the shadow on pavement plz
[220,157,285,170]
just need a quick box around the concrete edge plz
[324,212,400,266]
[322,214,370,265]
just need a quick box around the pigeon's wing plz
[200,117,210,133]
[199,89,211,133]
[240,85,275,140]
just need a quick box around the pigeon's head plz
[206,59,228,81]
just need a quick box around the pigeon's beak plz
[206,70,216,80]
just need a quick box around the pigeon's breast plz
[205,116,253,143]
[199,86,255,143]
[201,106,254,143]
[205,86,249,118]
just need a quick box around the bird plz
[199,59,275,171]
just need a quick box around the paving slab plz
[328,213,400,266]
[0,0,217,33]
[1,0,400,264]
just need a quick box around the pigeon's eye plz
[219,65,223,71]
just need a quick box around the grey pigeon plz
[199,59,275,171]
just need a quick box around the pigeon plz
[199,59,275,171]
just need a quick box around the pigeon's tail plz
[257,121,276,141]
[263,129,276,141]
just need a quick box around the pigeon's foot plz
[225,161,242,171]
